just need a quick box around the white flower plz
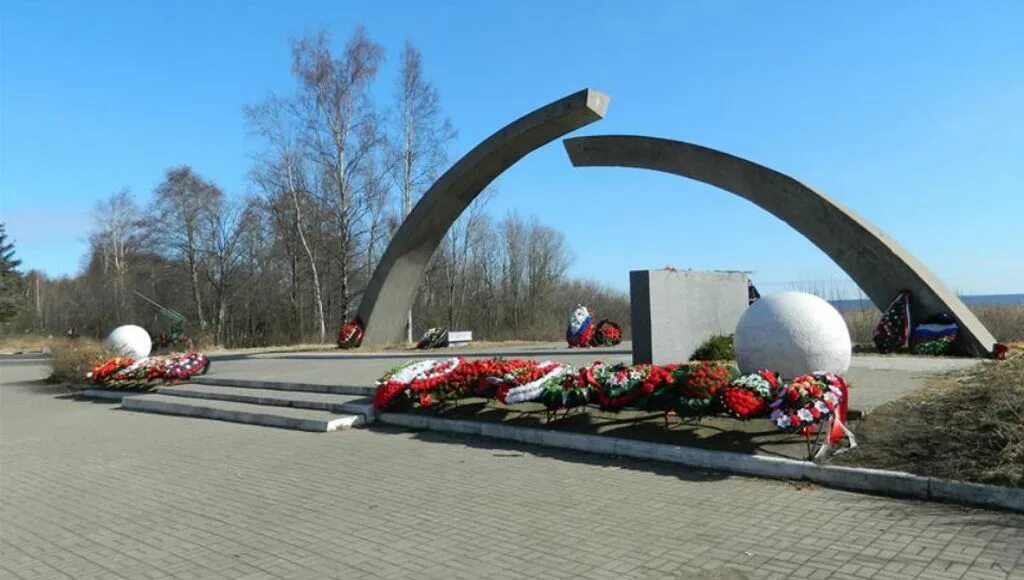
[505,365,566,404]
[775,415,791,428]
[797,408,814,423]
[815,401,831,415]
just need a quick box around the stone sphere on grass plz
[734,292,851,377]
[106,325,152,359]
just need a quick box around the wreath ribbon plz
[815,379,857,459]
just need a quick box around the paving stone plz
[2,363,1022,579]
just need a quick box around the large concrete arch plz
[564,135,996,357]
[357,89,611,345]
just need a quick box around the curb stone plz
[377,412,1024,513]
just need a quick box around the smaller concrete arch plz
[357,89,611,345]
[564,135,996,357]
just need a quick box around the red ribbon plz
[828,377,850,446]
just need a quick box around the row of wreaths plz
[84,352,210,389]
[372,358,855,450]
[335,304,624,350]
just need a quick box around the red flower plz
[419,393,433,407]
[721,387,767,419]
[372,383,406,410]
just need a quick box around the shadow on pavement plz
[367,422,732,484]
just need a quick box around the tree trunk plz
[188,254,207,330]
[293,197,325,343]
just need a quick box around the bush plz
[48,338,114,386]
[690,334,735,361]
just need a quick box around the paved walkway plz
[2,361,1021,580]
[205,344,980,413]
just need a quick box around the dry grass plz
[836,349,1024,487]
[974,305,1024,343]
[0,334,57,353]
[840,309,878,345]
[48,339,115,386]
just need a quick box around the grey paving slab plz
[156,383,368,412]
[121,393,363,431]
[2,361,1022,580]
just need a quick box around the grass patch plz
[836,350,1024,487]
[48,339,114,386]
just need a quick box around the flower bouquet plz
[372,358,466,409]
[587,363,672,411]
[470,358,535,399]
[539,366,592,410]
[566,305,594,348]
[874,290,911,353]
[337,319,364,349]
[86,357,134,384]
[720,370,780,420]
[416,327,449,350]
[106,357,164,390]
[673,362,738,417]
[769,372,843,432]
[495,361,568,405]
[590,319,623,347]
[163,352,210,382]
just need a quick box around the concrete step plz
[190,376,374,397]
[121,394,364,432]
[156,384,374,418]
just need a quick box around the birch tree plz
[291,28,384,321]
[246,97,328,343]
[90,189,142,321]
[395,41,456,342]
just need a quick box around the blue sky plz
[2,1,1022,297]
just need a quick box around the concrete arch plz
[357,89,611,345]
[563,135,996,357]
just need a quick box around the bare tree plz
[438,193,490,329]
[394,41,456,342]
[246,96,328,343]
[526,216,573,328]
[202,197,252,345]
[149,166,222,330]
[359,153,393,281]
[8,32,637,348]
[291,27,385,321]
[90,189,143,321]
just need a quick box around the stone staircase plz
[120,377,376,432]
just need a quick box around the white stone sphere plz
[106,325,152,359]
[734,292,851,377]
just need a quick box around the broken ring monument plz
[356,87,996,358]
